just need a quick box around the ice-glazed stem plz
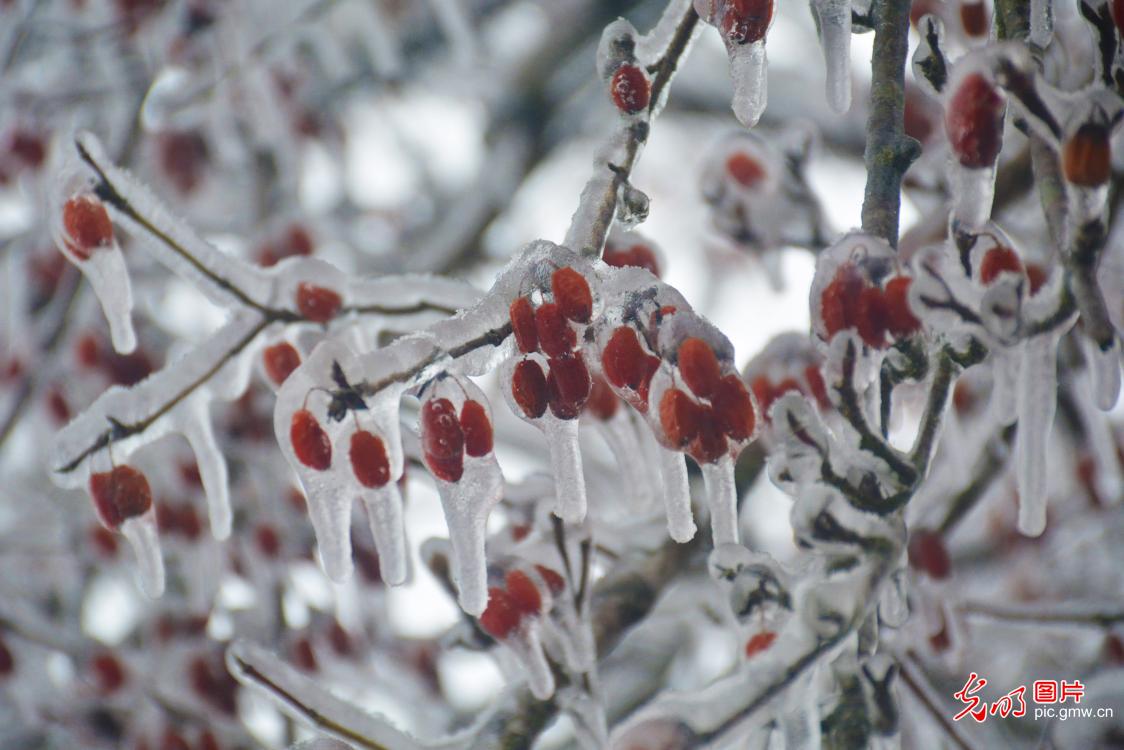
[509,626,556,700]
[950,164,997,230]
[989,346,1019,426]
[360,484,407,586]
[441,497,488,616]
[1014,334,1059,537]
[1087,337,1121,411]
[596,412,656,510]
[120,515,164,597]
[307,488,354,583]
[184,401,231,539]
[1029,0,1052,48]
[82,247,136,354]
[814,0,853,113]
[730,42,768,127]
[701,458,739,546]
[659,447,696,542]
[546,418,587,524]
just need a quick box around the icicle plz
[813,0,852,113]
[183,400,231,540]
[506,624,555,700]
[308,485,354,583]
[80,248,137,353]
[729,42,768,127]
[595,410,657,510]
[1028,0,1052,48]
[434,457,503,616]
[1086,337,1121,411]
[989,346,1019,426]
[659,447,696,542]
[701,457,739,546]
[544,417,587,524]
[950,164,997,230]
[1014,334,1060,536]
[120,515,164,597]
[359,484,407,586]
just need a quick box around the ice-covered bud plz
[62,195,115,261]
[295,282,342,323]
[907,528,951,579]
[262,341,301,386]
[610,64,651,115]
[290,409,332,470]
[349,430,391,488]
[89,465,153,528]
[1062,122,1111,188]
[421,397,465,483]
[744,630,777,657]
[944,70,1005,169]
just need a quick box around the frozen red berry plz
[546,354,591,420]
[908,528,951,579]
[604,242,661,277]
[1025,263,1048,295]
[979,245,1023,285]
[295,282,342,323]
[712,375,756,441]
[660,388,702,447]
[602,326,649,390]
[460,400,493,457]
[803,364,830,408]
[744,630,777,657]
[883,276,921,338]
[585,375,619,420]
[959,0,988,36]
[534,302,576,358]
[89,465,153,528]
[689,409,728,464]
[856,286,890,348]
[290,409,332,470]
[610,64,650,114]
[512,359,549,419]
[263,342,301,385]
[422,398,464,460]
[350,430,391,488]
[534,565,566,595]
[722,0,774,44]
[677,338,723,399]
[726,151,766,187]
[479,587,521,640]
[509,296,538,353]
[945,73,1005,168]
[505,569,543,617]
[819,263,864,338]
[62,195,114,261]
[91,651,127,693]
[255,525,281,558]
[1062,123,1111,188]
[551,267,593,323]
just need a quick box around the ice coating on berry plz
[480,587,521,639]
[659,388,702,447]
[712,375,756,441]
[350,430,391,488]
[534,303,576,358]
[505,569,543,617]
[291,409,332,471]
[979,245,1022,284]
[296,282,343,324]
[62,195,114,260]
[551,267,593,323]
[263,342,302,386]
[677,338,723,398]
[89,465,153,528]
[547,354,592,420]
[459,400,494,457]
[509,297,538,353]
[945,72,1004,169]
[610,64,651,114]
[512,359,549,419]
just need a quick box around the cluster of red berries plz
[420,395,494,483]
[720,0,774,45]
[62,194,115,261]
[509,267,594,421]
[657,337,756,463]
[749,363,831,422]
[819,263,921,348]
[478,566,565,640]
[945,72,1005,169]
[89,465,153,529]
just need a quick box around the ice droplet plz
[1087,337,1121,411]
[120,515,164,597]
[729,42,768,127]
[812,0,852,113]
[1014,334,1060,537]
[659,447,696,542]
[701,457,739,546]
[593,410,658,511]
[544,416,588,524]
[360,484,407,586]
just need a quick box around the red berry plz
[157,130,209,194]
[90,525,119,557]
[328,620,353,656]
[585,375,619,420]
[803,364,830,408]
[819,264,864,338]
[460,400,494,457]
[1062,123,1111,187]
[856,287,890,348]
[76,333,102,368]
[479,587,521,640]
[295,282,342,323]
[945,73,1004,168]
[547,354,592,420]
[89,465,153,528]
[726,151,766,187]
[722,0,773,44]
[534,565,566,595]
[602,326,649,390]
[689,408,728,464]
[883,276,921,338]
[677,338,723,399]
[1115,0,1124,38]
[712,375,756,441]
[254,525,281,558]
[350,430,391,488]
[62,195,114,260]
[750,376,776,419]
[603,243,661,277]
[292,637,318,672]
[979,245,1023,285]
[263,342,301,385]
[46,386,70,424]
[422,398,464,459]
[290,409,332,470]
[509,296,538,353]
[7,129,46,169]
[512,359,549,419]
[551,267,593,323]
[908,528,951,579]
[91,651,127,693]
[534,302,576,358]
[1025,263,1048,295]
[659,388,702,447]
[505,569,543,617]
[959,0,988,36]
[177,504,202,541]
[610,64,650,114]
[425,451,465,483]
[744,630,777,657]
